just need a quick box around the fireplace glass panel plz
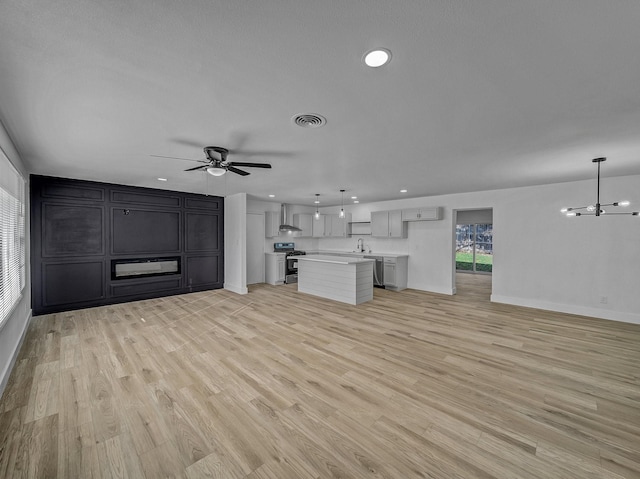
[111,257,181,280]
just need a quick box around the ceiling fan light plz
[207,167,226,176]
[616,200,630,207]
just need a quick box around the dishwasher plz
[364,255,384,287]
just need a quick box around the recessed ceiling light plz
[314,200,320,204]
[364,48,392,67]
[157,178,167,181]
[351,196,357,199]
[400,189,407,193]
[268,194,275,198]
[354,200,359,204]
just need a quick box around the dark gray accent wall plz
[30,175,224,315]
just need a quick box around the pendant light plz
[339,189,345,218]
[314,194,320,220]
[561,158,638,217]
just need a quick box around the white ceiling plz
[1,1,640,207]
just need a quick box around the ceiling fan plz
[153,146,272,176]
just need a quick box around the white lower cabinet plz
[383,261,396,287]
[383,256,408,291]
[265,253,286,285]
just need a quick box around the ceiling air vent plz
[292,113,326,128]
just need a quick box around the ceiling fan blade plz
[228,161,272,168]
[170,138,206,148]
[150,154,202,162]
[184,164,209,172]
[227,166,250,176]
[228,131,249,151]
[230,149,295,158]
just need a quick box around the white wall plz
[0,120,32,398]
[224,193,248,294]
[491,176,640,324]
[314,177,640,324]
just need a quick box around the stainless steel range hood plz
[279,204,302,232]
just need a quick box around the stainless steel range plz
[274,242,306,284]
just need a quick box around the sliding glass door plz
[456,223,493,273]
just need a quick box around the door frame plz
[451,208,493,295]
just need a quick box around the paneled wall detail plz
[185,212,220,252]
[31,175,224,314]
[42,261,106,306]
[42,204,104,256]
[111,208,181,254]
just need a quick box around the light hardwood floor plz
[1,275,639,478]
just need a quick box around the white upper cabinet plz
[293,213,313,237]
[312,214,326,237]
[324,213,351,237]
[371,210,406,238]
[401,207,442,221]
[265,211,280,237]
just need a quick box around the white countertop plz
[310,250,408,258]
[297,255,376,265]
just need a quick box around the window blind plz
[0,147,25,326]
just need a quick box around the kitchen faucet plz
[357,238,364,252]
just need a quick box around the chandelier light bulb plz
[616,200,630,207]
[586,205,596,212]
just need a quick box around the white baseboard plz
[408,283,455,295]
[224,283,248,295]
[0,311,32,399]
[490,294,640,325]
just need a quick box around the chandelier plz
[561,158,638,217]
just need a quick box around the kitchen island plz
[297,255,375,305]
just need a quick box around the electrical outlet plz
[600,296,608,304]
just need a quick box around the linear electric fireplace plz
[111,256,181,280]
